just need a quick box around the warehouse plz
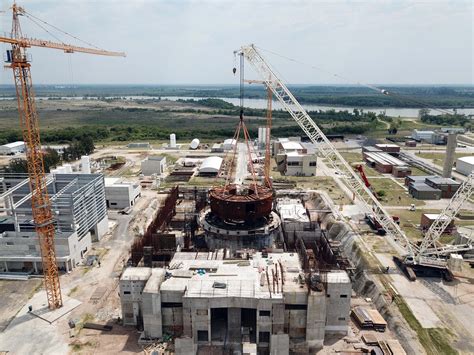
[364,152,409,175]
[104,177,141,209]
[420,214,455,234]
[456,156,474,176]
[408,183,442,200]
[411,130,446,144]
[374,143,400,155]
[141,156,167,176]
[425,177,461,198]
[0,173,108,273]
[0,141,25,155]
[198,156,223,176]
[405,175,437,187]
[362,146,382,159]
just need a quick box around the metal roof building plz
[199,156,223,175]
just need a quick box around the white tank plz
[57,166,66,174]
[81,155,91,174]
[170,133,176,148]
[50,168,59,174]
[189,138,200,150]
[63,164,73,173]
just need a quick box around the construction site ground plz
[0,188,162,354]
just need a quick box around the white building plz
[104,177,141,209]
[199,156,223,175]
[274,139,316,176]
[223,139,237,151]
[0,174,108,273]
[456,156,474,176]
[141,156,167,176]
[0,141,25,155]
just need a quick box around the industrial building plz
[128,142,151,149]
[275,139,317,176]
[364,151,411,176]
[120,250,351,354]
[0,173,108,273]
[456,156,474,176]
[104,177,141,209]
[408,183,442,200]
[374,143,400,155]
[0,141,25,155]
[141,156,167,176]
[425,177,461,198]
[198,156,223,176]
[411,130,446,144]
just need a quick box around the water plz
[1,95,472,118]
[161,96,474,118]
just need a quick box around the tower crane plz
[1,3,125,309]
[235,44,474,279]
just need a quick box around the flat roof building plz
[104,177,141,209]
[120,251,351,354]
[408,182,442,200]
[425,177,461,198]
[456,156,474,176]
[141,156,167,176]
[0,173,108,273]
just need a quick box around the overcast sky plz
[0,0,472,85]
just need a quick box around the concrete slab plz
[0,292,71,354]
[29,293,81,324]
[404,298,442,328]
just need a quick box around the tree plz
[418,108,430,118]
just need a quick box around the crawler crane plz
[1,3,125,309]
[235,44,474,280]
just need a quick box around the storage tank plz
[63,164,73,173]
[170,133,176,148]
[190,138,200,150]
[81,155,91,174]
[57,166,66,174]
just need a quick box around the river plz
[161,96,474,118]
[1,94,472,118]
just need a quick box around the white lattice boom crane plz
[417,173,474,259]
[236,44,474,270]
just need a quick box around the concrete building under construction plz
[0,173,108,273]
[121,249,351,354]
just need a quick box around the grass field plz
[369,178,425,207]
[416,152,473,166]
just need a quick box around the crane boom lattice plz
[420,173,474,256]
[1,3,124,309]
[237,44,414,257]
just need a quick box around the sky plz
[0,0,472,85]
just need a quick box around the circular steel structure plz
[209,184,273,223]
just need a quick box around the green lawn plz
[416,152,473,166]
[369,178,425,207]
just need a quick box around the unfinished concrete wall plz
[306,291,326,350]
[325,274,351,333]
[327,221,425,355]
[270,333,289,355]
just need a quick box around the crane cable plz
[22,10,104,51]
[255,45,457,116]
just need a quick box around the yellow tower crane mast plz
[1,3,125,309]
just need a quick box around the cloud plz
[0,0,471,84]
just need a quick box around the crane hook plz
[233,67,237,75]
